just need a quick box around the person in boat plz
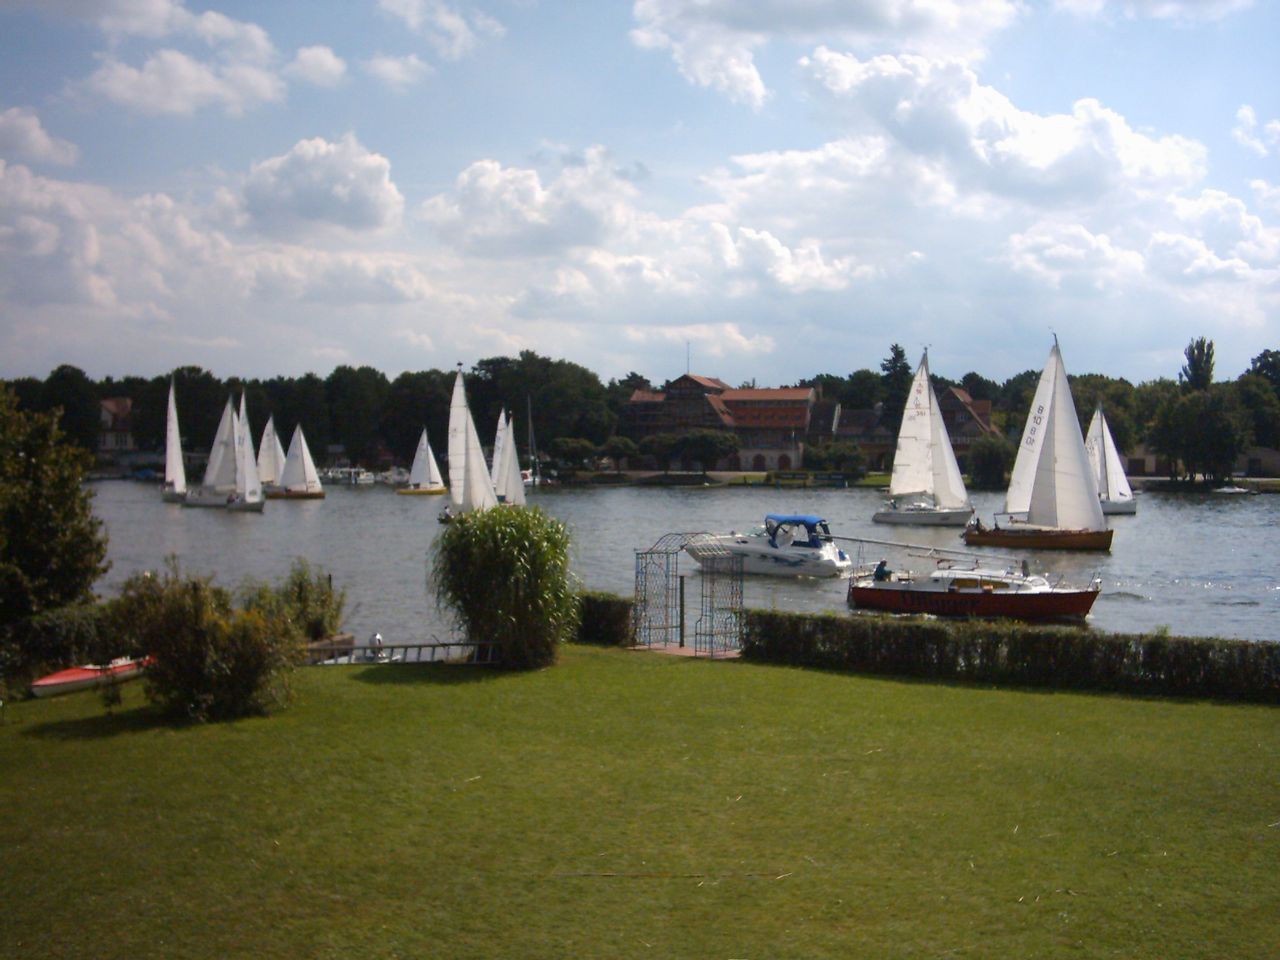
[873,559,892,582]
[439,504,452,523]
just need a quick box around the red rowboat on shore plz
[30,657,152,698]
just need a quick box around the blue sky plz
[1,0,1277,388]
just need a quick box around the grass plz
[3,646,1278,959]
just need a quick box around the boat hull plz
[962,527,1113,551]
[266,489,326,499]
[872,506,973,526]
[685,541,851,579]
[227,497,265,512]
[183,486,234,508]
[848,582,1098,622]
[1100,499,1137,515]
[161,488,186,503]
[31,658,151,698]
[395,486,446,496]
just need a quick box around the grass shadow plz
[346,662,509,687]
[21,703,169,741]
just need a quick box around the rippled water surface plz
[93,481,1280,643]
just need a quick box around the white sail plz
[446,370,498,513]
[1004,351,1059,516]
[201,397,238,491]
[233,394,263,505]
[497,414,526,506]
[1085,405,1135,509]
[407,428,446,491]
[164,379,186,496]
[257,415,287,486]
[887,353,968,509]
[1014,343,1106,531]
[280,424,324,495]
[490,408,507,488]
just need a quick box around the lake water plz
[91,481,1280,643]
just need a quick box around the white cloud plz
[623,322,776,358]
[0,107,79,165]
[801,48,1206,205]
[1251,179,1280,215]
[1233,104,1268,156]
[377,0,504,60]
[1146,231,1251,283]
[286,46,347,87]
[364,54,433,92]
[241,134,405,235]
[85,49,285,115]
[1005,222,1144,290]
[631,0,1020,108]
[1053,0,1254,22]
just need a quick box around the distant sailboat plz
[443,367,497,521]
[1085,405,1137,515]
[274,424,325,499]
[873,351,973,526]
[490,408,507,490]
[964,340,1112,551]
[397,428,447,495]
[184,397,238,508]
[228,393,265,513]
[162,378,187,503]
[495,413,526,506]
[257,414,287,494]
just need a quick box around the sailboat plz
[442,367,498,521]
[873,351,973,526]
[184,397,238,507]
[964,340,1113,550]
[495,412,526,506]
[274,424,325,499]
[524,394,540,487]
[1085,405,1137,515]
[257,414,287,494]
[397,428,447,495]
[490,409,507,490]
[162,378,187,502]
[227,393,265,512]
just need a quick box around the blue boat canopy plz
[765,514,827,527]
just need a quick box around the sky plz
[1,0,1278,389]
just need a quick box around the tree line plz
[4,340,1278,482]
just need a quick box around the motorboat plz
[684,514,852,578]
[848,558,1100,622]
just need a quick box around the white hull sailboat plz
[873,351,973,526]
[228,393,265,513]
[441,367,498,522]
[162,378,187,503]
[1085,405,1137,515]
[964,340,1112,551]
[494,411,526,506]
[274,424,325,499]
[397,428,447,495]
[257,414,287,496]
[184,397,238,508]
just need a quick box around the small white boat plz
[273,425,326,499]
[184,397,238,507]
[685,514,852,578]
[31,657,152,698]
[1212,484,1256,495]
[257,414,287,495]
[444,366,498,521]
[874,351,973,526]
[227,393,265,513]
[397,428,447,495]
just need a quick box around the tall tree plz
[380,370,453,465]
[879,344,912,426]
[0,387,109,628]
[1248,348,1280,394]
[41,364,100,452]
[1179,337,1214,392]
[326,365,390,465]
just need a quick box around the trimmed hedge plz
[742,610,1280,703]
[577,591,634,646]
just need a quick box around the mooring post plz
[678,575,686,648]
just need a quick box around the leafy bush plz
[577,591,633,646]
[3,603,109,682]
[111,565,301,721]
[432,506,578,669]
[242,558,346,641]
[741,610,1280,703]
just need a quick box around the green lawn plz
[3,646,1277,959]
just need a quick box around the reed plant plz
[432,505,578,669]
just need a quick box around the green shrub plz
[741,610,1280,703]
[577,591,633,646]
[241,558,346,641]
[2,603,110,684]
[111,565,302,721]
[432,506,578,669]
